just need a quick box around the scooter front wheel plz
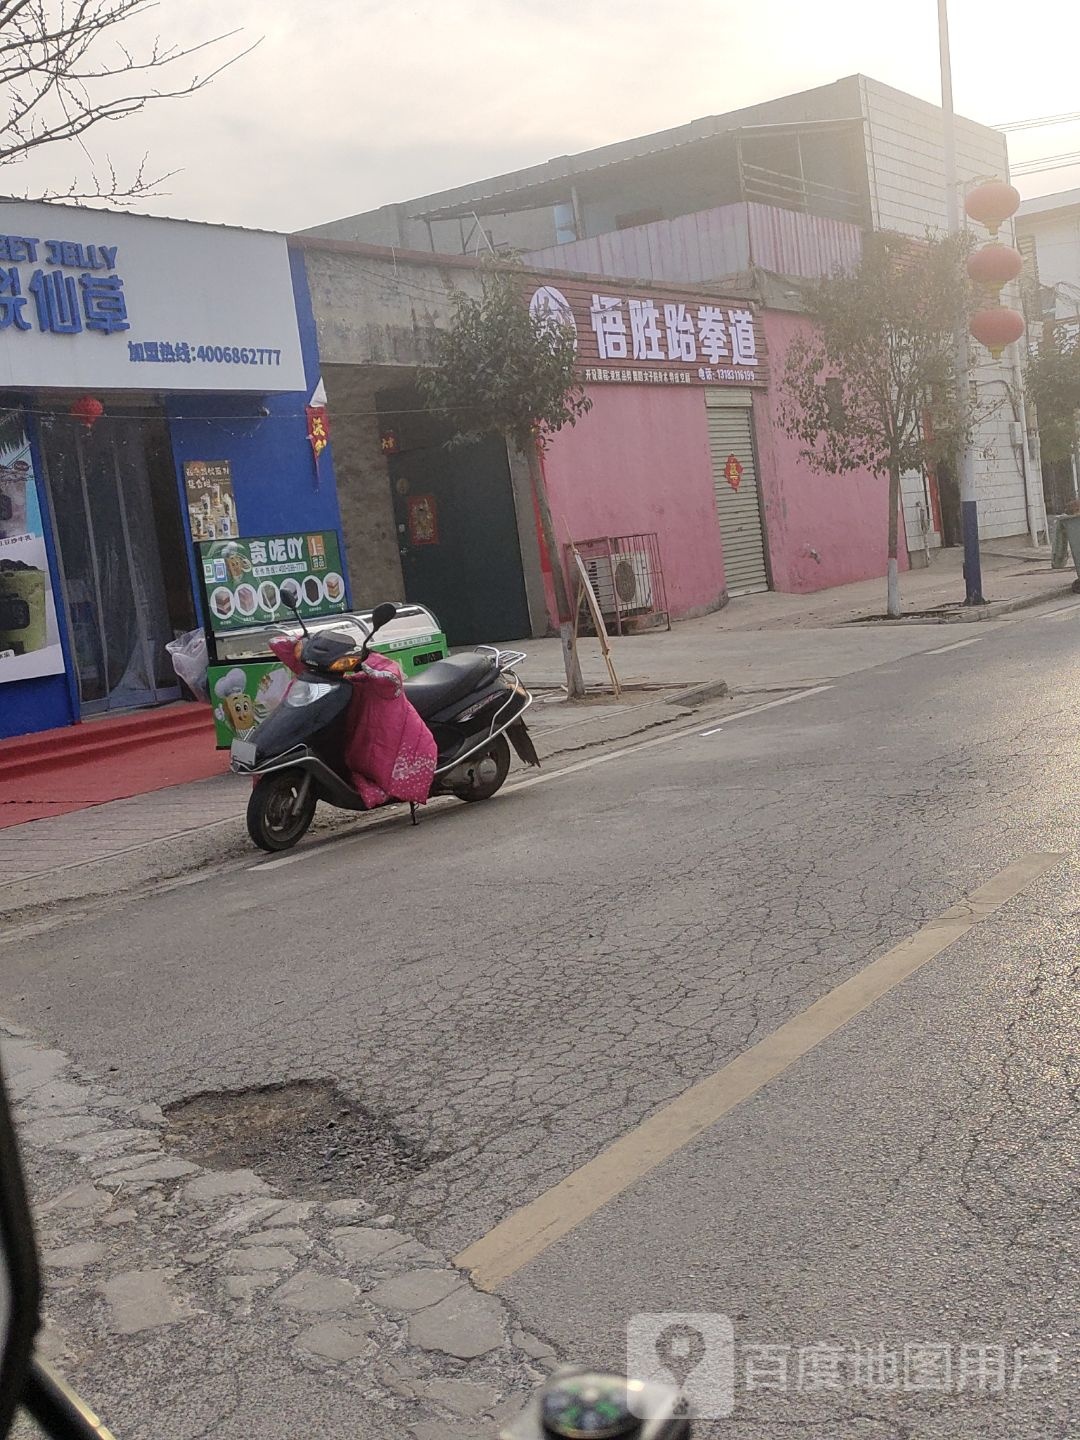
[247,770,316,852]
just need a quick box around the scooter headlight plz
[285,679,337,706]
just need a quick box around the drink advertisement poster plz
[184,460,238,542]
[0,416,64,683]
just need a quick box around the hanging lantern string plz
[0,401,492,424]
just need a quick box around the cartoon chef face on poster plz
[213,667,257,738]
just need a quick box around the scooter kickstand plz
[410,802,419,827]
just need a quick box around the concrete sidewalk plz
[514,542,1075,693]
[704,539,1068,631]
[0,686,744,918]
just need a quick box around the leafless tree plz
[0,0,256,203]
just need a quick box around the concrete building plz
[308,74,1041,560]
[1017,187,1080,511]
[294,237,898,640]
[1017,187,1080,322]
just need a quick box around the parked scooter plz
[231,603,540,851]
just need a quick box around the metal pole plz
[938,0,986,602]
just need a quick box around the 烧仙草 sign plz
[0,201,305,393]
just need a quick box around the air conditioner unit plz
[583,550,653,616]
[582,555,615,614]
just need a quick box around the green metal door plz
[380,387,531,645]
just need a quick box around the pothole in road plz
[162,1079,438,1205]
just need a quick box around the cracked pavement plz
[1,600,1078,1437]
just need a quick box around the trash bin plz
[1056,514,1080,592]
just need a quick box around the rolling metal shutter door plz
[705,390,769,595]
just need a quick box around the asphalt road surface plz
[4,600,1078,1438]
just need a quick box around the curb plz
[666,679,731,707]
[839,582,1075,628]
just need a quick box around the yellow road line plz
[455,851,1064,1291]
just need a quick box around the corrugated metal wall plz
[525,203,861,285]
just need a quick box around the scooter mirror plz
[370,603,397,634]
[0,1055,42,1439]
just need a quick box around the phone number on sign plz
[127,341,283,366]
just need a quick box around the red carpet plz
[0,705,228,829]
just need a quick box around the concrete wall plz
[321,364,406,609]
[306,203,558,259]
[297,243,485,370]
[541,385,726,623]
[1017,202,1080,320]
[754,311,908,593]
[858,77,1004,236]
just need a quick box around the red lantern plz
[69,395,104,429]
[969,306,1025,359]
[966,243,1023,292]
[963,181,1022,236]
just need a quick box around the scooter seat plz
[404,653,497,718]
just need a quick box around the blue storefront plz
[0,202,346,740]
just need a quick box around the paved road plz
[4,600,1078,1437]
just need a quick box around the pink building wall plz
[541,384,726,622]
[753,311,909,593]
[537,313,906,626]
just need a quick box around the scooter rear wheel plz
[452,733,512,802]
[247,770,317,852]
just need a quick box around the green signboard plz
[208,630,449,747]
[198,531,346,632]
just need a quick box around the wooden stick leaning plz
[570,545,621,698]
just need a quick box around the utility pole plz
[938,0,986,604]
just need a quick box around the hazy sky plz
[11,0,1080,232]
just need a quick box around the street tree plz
[1025,323,1080,468]
[0,1,254,203]
[779,230,972,617]
[418,262,592,697]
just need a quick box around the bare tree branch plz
[0,0,258,204]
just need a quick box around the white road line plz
[1036,601,1080,620]
[250,686,837,872]
[927,637,982,655]
[699,684,833,736]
